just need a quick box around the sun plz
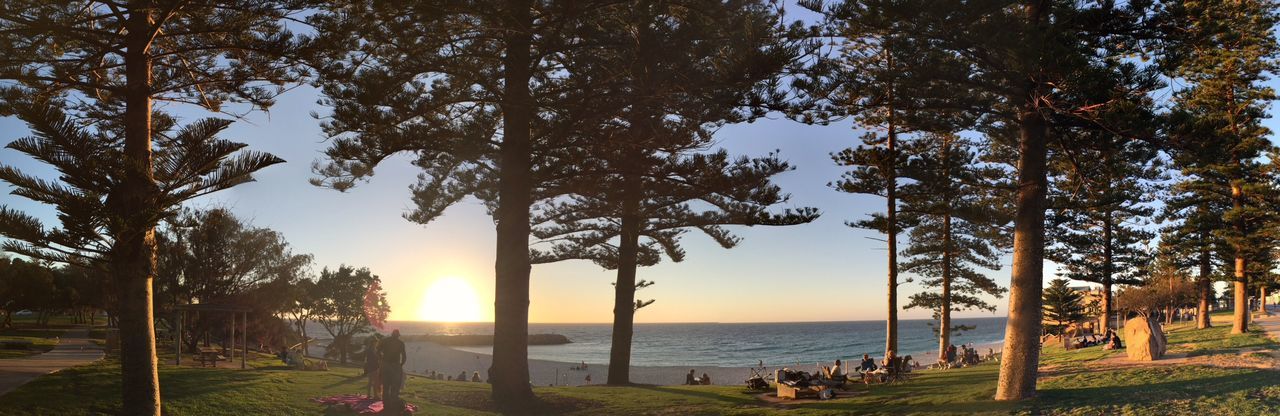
[417,276,484,322]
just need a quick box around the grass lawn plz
[1,316,1278,415]
[0,329,60,359]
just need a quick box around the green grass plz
[0,329,60,359]
[2,319,1279,415]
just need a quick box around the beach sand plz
[400,341,1005,387]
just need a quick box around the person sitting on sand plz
[858,354,877,372]
[472,371,481,382]
[701,373,711,385]
[585,374,592,383]
[686,369,697,385]
[458,371,468,381]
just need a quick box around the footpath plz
[0,329,104,396]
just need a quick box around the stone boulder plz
[1123,316,1167,361]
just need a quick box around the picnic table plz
[196,346,226,367]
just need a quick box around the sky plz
[2,9,1277,324]
[0,83,1026,324]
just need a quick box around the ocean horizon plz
[310,316,1009,368]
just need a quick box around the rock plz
[1124,316,1167,361]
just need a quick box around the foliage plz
[1042,279,1087,337]
[1116,264,1197,319]
[310,265,388,364]
[899,135,1010,336]
[155,208,312,351]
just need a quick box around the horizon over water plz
[360,316,1009,368]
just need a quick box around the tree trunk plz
[994,102,1048,401]
[938,212,952,364]
[1232,183,1248,334]
[607,173,643,385]
[1101,212,1113,332]
[112,4,161,414]
[884,93,899,362]
[1197,246,1212,329]
[1260,286,1268,315]
[489,0,535,405]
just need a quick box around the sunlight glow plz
[417,276,484,322]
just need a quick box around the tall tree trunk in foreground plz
[112,4,161,414]
[490,0,536,405]
[884,95,899,362]
[608,173,643,385]
[994,105,1048,401]
[1232,183,1248,335]
[1197,246,1212,329]
[938,213,953,362]
[1101,213,1114,331]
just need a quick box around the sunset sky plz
[2,12,1276,325]
[0,84,1021,324]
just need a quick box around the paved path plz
[1255,306,1280,343]
[0,329,104,396]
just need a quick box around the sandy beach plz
[399,340,1005,387]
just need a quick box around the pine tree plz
[1042,278,1086,348]
[306,0,621,404]
[1047,132,1161,332]
[898,134,1010,363]
[800,0,972,363]
[0,2,307,412]
[806,0,1157,399]
[526,0,814,385]
[1159,0,1280,335]
[1159,172,1230,329]
[0,104,284,413]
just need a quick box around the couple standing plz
[365,330,408,414]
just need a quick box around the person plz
[701,373,711,385]
[902,355,914,372]
[686,369,696,385]
[946,344,958,365]
[471,371,482,382]
[582,361,588,370]
[830,359,844,379]
[457,371,468,381]
[380,329,407,414]
[859,354,877,372]
[585,373,592,383]
[363,337,382,399]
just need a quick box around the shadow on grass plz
[1031,367,1280,413]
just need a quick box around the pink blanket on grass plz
[311,394,419,414]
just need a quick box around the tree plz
[1115,264,1196,325]
[311,265,388,365]
[279,278,318,357]
[899,134,1010,362]
[522,0,815,385]
[1047,130,1160,332]
[1159,0,1280,335]
[1160,171,1230,329]
[800,2,971,361]
[306,1,609,403]
[0,2,308,412]
[1042,278,1086,349]
[804,0,1157,399]
[156,209,311,352]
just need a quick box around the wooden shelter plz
[173,303,251,369]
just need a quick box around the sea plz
[321,316,1008,368]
